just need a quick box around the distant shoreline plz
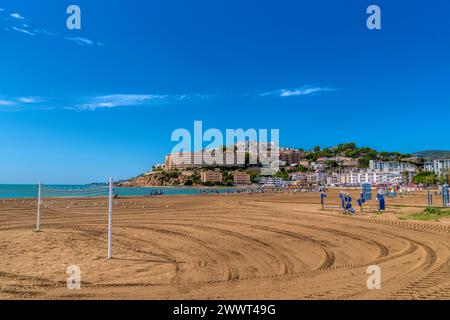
[0,184,260,199]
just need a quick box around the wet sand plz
[1,190,449,299]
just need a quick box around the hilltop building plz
[327,170,405,186]
[424,159,450,176]
[369,160,417,172]
[164,141,279,170]
[201,170,223,183]
[279,148,302,165]
[165,150,246,170]
[233,171,251,185]
[315,156,358,167]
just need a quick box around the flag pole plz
[36,181,41,232]
[108,177,113,259]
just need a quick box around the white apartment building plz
[165,150,247,170]
[424,159,450,176]
[258,176,286,188]
[369,160,417,172]
[306,172,327,185]
[327,173,340,186]
[338,170,404,186]
[290,173,307,182]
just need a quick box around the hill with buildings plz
[119,142,450,187]
[119,168,255,187]
[413,150,450,160]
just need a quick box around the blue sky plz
[1,0,449,184]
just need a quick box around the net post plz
[35,181,41,232]
[108,177,113,260]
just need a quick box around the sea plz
[0,184,246,199]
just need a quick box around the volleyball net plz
[35,178,114,259]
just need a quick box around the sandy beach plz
[1,190,450,299]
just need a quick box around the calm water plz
[0,184,242,199]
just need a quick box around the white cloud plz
[0,96,44,107]
[16,97,44,103]
[64,37,94,46]
[0,99,15,106]
[69,94,168,111]
[0,92,210,111]
[259,86,338,98]
[67,93,210,111]
[174,93,210,101]
[4,9,102,46]
[10,13,24,20]
[64,37,103,46]
[279,87,336,97]
[11,26,34,36]
[33,28,58,37]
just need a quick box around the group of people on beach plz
[199,188,277,195]
[320,189,386,215]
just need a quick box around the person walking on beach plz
[344,193,354,214]
[377,192,385,212]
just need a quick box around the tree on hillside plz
[336,142,357,154]
[358,157,370,168]
[325,160,339,170]
[274,171,289,181]
[248,170,261,183]
[321,148,334,157]
[359,148,378,159]
[345,149,361,158]
[412,171,438,186]
[294,165,308,173]
[439,169,450,185]
[191,173,201,184]
[223,171,234,185]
